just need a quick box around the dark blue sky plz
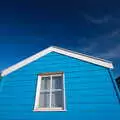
[0,0,120,78]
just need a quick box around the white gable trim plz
[1,46,113,77]
[1,47,52,77]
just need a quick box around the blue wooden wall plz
[0,52,120,120]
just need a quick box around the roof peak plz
[1,46,113,77]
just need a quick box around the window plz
[34,72,66,111]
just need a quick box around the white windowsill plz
[33,107,66,112]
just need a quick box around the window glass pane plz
[41,77,50,90]
[39,92,50,108]
[51,91,63,107]
[52,76,63,89]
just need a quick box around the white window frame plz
[33,73,66,111]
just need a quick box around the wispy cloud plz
[108,29,120,38]
[78,29,120,59]
[84,14,114,24]
[81,42,98,53]
[98,44,120,59]
[81,29,120,42]
[95,29,120,40]
[81,42,120,59]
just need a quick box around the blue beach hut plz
[0,46,120,120]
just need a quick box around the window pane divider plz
[49,75,52,108]
[40,90,50,92]
[51,89,62,92]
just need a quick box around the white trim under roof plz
[1,46,113,77]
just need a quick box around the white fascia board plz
[52,47,113,69]
[1,47,52,77]
[1,46,113,77]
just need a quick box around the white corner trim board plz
[1,46,113,77]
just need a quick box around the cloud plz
[81,42,98,53]
[81,42,120,60]
[66,28,120,61]
[95,29,120,40]
[83,29,120,41]
[108,29,120,38]
[78,29,120,59]
[84,14,114,24]
[98,44,120,59]
[81,41,120,59]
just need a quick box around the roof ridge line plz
[1,46,113,77]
